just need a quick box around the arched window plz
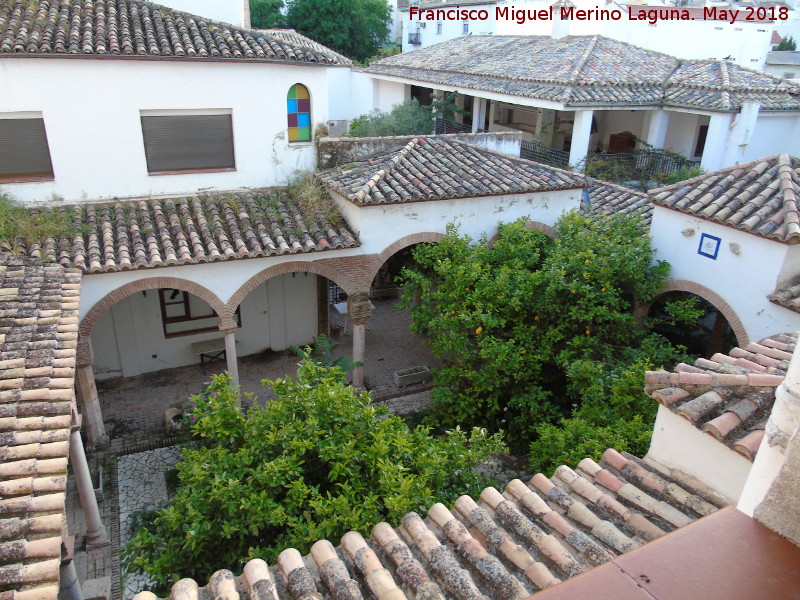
[287,84,311,142]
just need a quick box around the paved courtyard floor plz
[67,297,442,600]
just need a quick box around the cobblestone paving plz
[117,447,183,600]
[67,297,440,600]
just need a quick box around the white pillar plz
[352,323,366,388]
[738,346,800,515]
[75,366,108,450]
[721,102,760,167]
[645,110,669,149]
[700,112,734,172]
[69,427,108,548]
[471,97,488,132]
[222,328,239,389]
[569,109,594,171]
[488,101,496,130]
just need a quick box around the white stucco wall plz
[650,205,800,343]
[663,111,706,159]
[77,249,364,324]
[647,405,752,504]
[154,0,247,26]
[91,271,317,379]
[742,113,800,162]
[330,189,581,256]
[0,57,340,204]
[402,7,497,53]
[373,79,408,114]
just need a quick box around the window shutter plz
[141,114,235,172]
[0,118,54,179]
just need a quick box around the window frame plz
[140,110,236,175]
[158,289,241,338]
[287,84,313,143]
[0,113,55,183]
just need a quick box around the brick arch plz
[368,232,446,284]
[643,279,750,347]
[225,260,358,318]
[486,220,558,246]
[79,277,226,338]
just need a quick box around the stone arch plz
[80,277,226,339]
[486,220,558,246]
[368,232,446,285]
[642,279,749,347]
[225,260,357,318]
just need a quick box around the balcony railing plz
[520,140,570,169]
[434,117,472,134]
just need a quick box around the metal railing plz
[520,140,570,169]
[584,150,700,183]
[434,117,473,134]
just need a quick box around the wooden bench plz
[191,338,227,374]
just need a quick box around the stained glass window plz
[287,84,311,142]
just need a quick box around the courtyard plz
[66,296,443,599]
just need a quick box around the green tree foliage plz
[401,213,682,452]
[124,359,504,589]
[249,0,285,28]
[348,99,433,137]
[286,0,391,62]
[431,91,470,123]
[777,35,797,51]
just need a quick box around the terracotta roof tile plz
[316,137,585,206]
[582,179,652,229]
[644,332,797,461]
[650,154,800,244]
[133,449,722,600]
[10,190,359,273]
[0,0,350,65]
[0,254,80,599]
[364,36,800,111]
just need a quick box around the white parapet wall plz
[646,404,753,504]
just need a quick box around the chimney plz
[551,0,574,39]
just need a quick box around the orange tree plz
[400,213,685,452]
[124,358,504,589]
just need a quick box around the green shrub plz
[348,99,434,137]
[124,359,505,590]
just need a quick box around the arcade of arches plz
[74,237,441,448]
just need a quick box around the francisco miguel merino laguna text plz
[408,5,790,24]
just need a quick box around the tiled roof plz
[0,0,351,65]
[133,448,723,600]
[767,50,800,66]
[769,279,800,313]
[583,179,652,229]
[649,154,800,244]
[398,0,498,8]
[0,255,81,599]
[363,36,800,111]
[11,190,359,274]
[644,332,796,461]
[316,137,585,205]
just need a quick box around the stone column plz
[75,338,107,450]
[58,536,83,600]
[220,324,240,389]
[70,420,109,548]
[569,109,594,171]
[644,110,669,149]
[348,294,373,389]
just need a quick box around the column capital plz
[219,322,239,335]
[348,291,373,326]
